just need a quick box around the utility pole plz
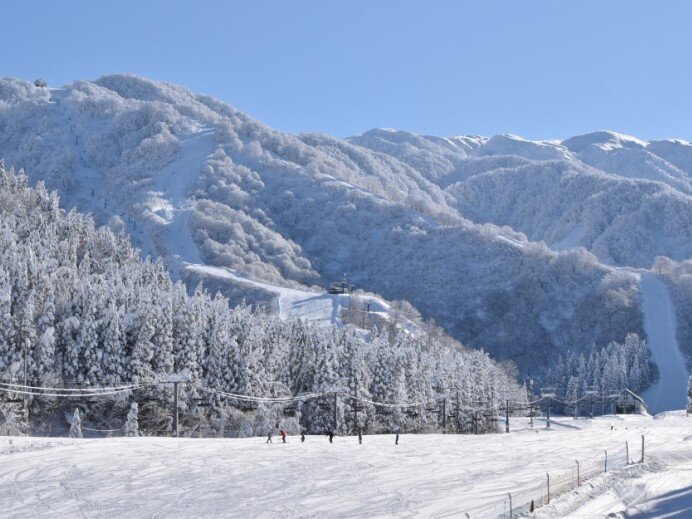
[23,336,30,414]
[24,338,28,389]
[354,379,359,434]
[529,402,534,428]
[172,380,179,438]
[162,373,191,438]
[456,391,461,432]
[333,391,338,433]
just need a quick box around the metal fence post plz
[546,473,550,504]
[505,399,510,433]
[604,450,608,473]
[575,460,580,487]
[641,435,645,463]
[626,441,630,465]
[508,492,513,518]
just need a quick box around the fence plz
[462,437,644,518]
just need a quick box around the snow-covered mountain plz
[349,129,692,267]
[1,74,690,376]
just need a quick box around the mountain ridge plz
[1,74,690,375]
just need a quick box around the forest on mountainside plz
[0,165,525,436]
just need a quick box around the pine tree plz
[125,402,139,437]
[34,285,56,383]
[130,301,156,383]
[0,267,16,371]
[101,301,125,385]
[72,296,100,385]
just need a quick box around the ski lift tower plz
[162,372,192,437]
[327,274,355,294]
[585,386,599,417]
[540,387,557,428]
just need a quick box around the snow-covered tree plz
[69,408,82,438]
[125,402,139,437]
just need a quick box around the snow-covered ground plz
[638,274,689,414]
[0,413,689,518]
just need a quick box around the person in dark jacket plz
[279,429,287,443]
[301,432,305,443]
[327,431,334,443]
[266,432,273,444]
[395,433,399,445]
[358,429,363,445]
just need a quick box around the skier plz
[327,431,334,443]
[395,432,399,445]
[280,429,287,443]
[301,432,306,443]
[266,431,273,444]
[358,429,363,445]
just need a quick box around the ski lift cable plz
[0,386,145,397]
[351,395,435,408]
[81,425,124,432]
[0,381,145,392]
[196,386,325,403]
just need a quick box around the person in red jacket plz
[279,429,287,443]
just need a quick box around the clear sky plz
[2,1,691,140]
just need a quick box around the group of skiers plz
[266,429,288,443]
[266,430,401,444]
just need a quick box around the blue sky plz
[2,1,691,140]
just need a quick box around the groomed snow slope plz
[184,263,410,331]
[639,274,689,414]
[0,414,690,518]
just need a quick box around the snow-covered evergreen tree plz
[125,402,139,437]
[69,408,82,438]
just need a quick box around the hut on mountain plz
[327,274,354,294]
[614,389,648,415]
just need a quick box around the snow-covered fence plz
[463,438,644,518]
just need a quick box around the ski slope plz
[144,124,215,267]
[184,264,406,330]
[638,274,689,414]
[0,414,690,518]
